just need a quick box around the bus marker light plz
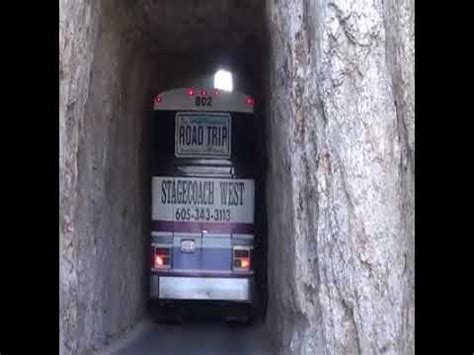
[154,95,163,105]
[187,88,195,96]
[246,96,255,106]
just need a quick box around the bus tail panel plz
[150,230,254,302]
[150,275,254,303]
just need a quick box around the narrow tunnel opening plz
[143,35,270,327]
[139,1,270,324]
[144,43,270,323]
[61,0,414,353]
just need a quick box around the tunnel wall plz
[60,1,102,353]
[265,0,414,353]
[60,1,152,353]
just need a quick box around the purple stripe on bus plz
[172,247,232,271]
[155,271,253,278]
[152,220,255,234]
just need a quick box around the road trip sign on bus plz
[175,112,231,158]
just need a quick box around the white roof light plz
[214,69,233,92]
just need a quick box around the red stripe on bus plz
[152,220,255,234]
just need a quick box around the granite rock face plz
[60,1,102,354]
[60,1,151,354]
[265,0,414,353]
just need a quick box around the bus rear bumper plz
[150,275,253,302]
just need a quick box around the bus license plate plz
[180,240,195,253]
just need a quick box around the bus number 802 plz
[195,96,212,107]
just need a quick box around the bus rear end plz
[149,88,259,321]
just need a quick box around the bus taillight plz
[240,257,250,269]
[153,247,171,269]
[233,247,251,271]
[155,255,164,266]
[246,96,255,106]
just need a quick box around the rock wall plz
[60,1,102,353]
[265,0,414,353]
[60,1,152,354]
